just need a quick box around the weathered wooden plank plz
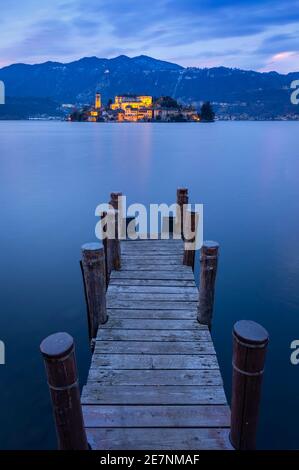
[90,354,219,370]
[86,428,232,450]
[106,309,199,320]
[100,319,199,330]
[97,329,210,342]
[108,285,198,294]
[109,279,196,287]
[83,405,230,428]
[121,252,184,257]
[107,300,198,310]
[120,264,189,271]
[122,240,182,244]
[82,385,226,405]
[121,246,183,251]
[94,341,215,355]
[121,247,183,252]
[87,369,222,386]
[110,271,194,280]
[121,258,183,265]
[121,252,182,257]
[120,252,183,256]
[107,292,198,302]
[120,249,183,254]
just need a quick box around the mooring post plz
[81,243,107,350]
[230,320,269,450]
[183,210,198,270]
[177,188,189,238]
[100,211,110,287]
[110,191,122,211]
[197,241,219,328]
[110,191,124,238]
[106,209,121,270]
[40,332,89,450]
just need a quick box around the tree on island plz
[69,106,90,122]
[70,110,83,121]
[170,113,187,122]
[155,96,181,109]
[200,101,215,122]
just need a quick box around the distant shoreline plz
[1,118,299,123]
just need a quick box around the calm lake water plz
[0,121,298,449]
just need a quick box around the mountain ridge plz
[0,55,298,119]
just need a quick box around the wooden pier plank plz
[99,318,201,330]
[89,353,220,370]
[106,308,198,320]
[107,293,199,302]
[108,285,198,294]
[86,428,232,450]
[94,341,216,355]
[87,369,223,385]
[83,405,230,428]
[97,328,210,342]
[107,292,198,302]
[107,300,198,310]
[81,385,227,405]
[109,279,196,287]
[110,271,195,280]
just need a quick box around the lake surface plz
[0,121,298,449]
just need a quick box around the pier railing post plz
[40,332,89,450]
[197,241,219,328]
[110,191,124,239]
[110,191,122,211]
[177,188,189,238]
[81,243,107,350]
[183,210,198,271]
[100,211,110,288]
[230,320,269,450]
[107,209,121,270]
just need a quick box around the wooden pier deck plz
[81,238,232,450]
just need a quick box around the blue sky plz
[1,0,299,72]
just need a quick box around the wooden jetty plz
[40,189,269,451]
[81,237,231,450]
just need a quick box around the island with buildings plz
[68,93,215,123]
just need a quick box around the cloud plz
[259,50,299,73]
[1,0,299,72]
[258,32,299,55]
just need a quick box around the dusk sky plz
[1,0,299,73]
